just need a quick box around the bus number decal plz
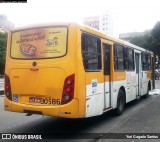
[40,98,61,105]
[29,97,61,105]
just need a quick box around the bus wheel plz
[115,89,125,115]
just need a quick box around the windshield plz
[11,27,68,59]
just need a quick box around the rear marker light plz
[67,80,72,85]
[64,94,70,100]
[61,74,75,105]
[30,68,39,71]
[59,112,71,114]
[66,87,71,93]
[5,74,12,101]
[5,85,10,89]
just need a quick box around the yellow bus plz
[4,23,154,118]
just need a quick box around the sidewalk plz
[97,93,160,142]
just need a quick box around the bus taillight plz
[61,74,75,105]
[5,74,12,101]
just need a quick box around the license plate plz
[29,97,42,103]
[29,97,60,105]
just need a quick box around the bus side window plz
[81,33,101,71]
[141,52,150,71]
[103,44,110,75]
[148,54,151,70]
[114,44,125,71]
[126,47,135,71]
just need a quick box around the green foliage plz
[152,21,160,40]
[130,22,160,58]
[0,32,7,75]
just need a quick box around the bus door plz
[103,43,111,109]
[135,53,141,96]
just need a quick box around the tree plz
[0,32,7,76]
[152,21,160,40]
[130,31,153,50]
[130,22,160,58]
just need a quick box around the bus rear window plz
[11,27,67,59]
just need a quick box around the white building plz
[83,16,100,30]
[83,11,114,36]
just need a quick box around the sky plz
[0,0,160,37]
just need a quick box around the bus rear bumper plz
[4,97,79,118]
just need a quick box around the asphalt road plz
[0,80,160,142]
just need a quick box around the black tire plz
[115,89,125,115]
